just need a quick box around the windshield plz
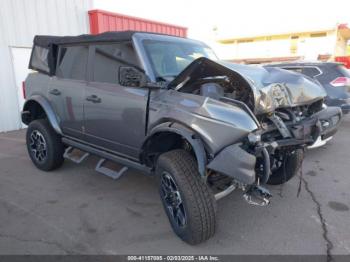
[142,39,217,81]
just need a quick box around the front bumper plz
[206,106,342,185]
[273,106,342,147]
[307,135,333,149]
[312,106,342,140]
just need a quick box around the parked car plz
[266,62,350,114]
[22,31,342,245]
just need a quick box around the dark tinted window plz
[92,42,138,84]
[30,46,50,74]
[313,64,349,84]
[56,46,88,80]
[282,67,303,74]
[301,67,321,78]
[281,66,321,78]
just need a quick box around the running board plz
[95,158,128,180]
[63,146,90,164]
[62,137,152,175]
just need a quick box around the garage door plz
[11,47,32,128]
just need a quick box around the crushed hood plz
[168,57,327,115]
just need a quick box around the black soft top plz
[33,31,138,47]
[30,30,184,75]
[30,31,154,75]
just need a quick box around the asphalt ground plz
[0,116,349,256]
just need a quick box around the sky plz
[93,0,350,41]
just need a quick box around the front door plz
[84,42,148,159]
[48,45,89,140]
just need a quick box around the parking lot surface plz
[0,116,349,255]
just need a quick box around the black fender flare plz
[23,95,62,135]
[142,122,207,176]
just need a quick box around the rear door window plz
[282,66,321,78]
[30,46,50,74]
[282,67,303,74]
[56,45,88,81]
[301,67,321,78]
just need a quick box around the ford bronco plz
[22,31,342,244]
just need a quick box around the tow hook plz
[243,185,272,206]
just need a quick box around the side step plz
[63,146,90,164]
[95,158,128,180]
[62,137,152,175]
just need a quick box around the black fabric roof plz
[33,31,141,47]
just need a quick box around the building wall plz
[334,31,349,56]
[0,0,92,132]
[218,30,338,61]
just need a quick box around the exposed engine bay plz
[169,57,328,115]
[169,59,255,112]
[185,76,255,111]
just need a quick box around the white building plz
[0,0,92,132]
[215,24,350,64]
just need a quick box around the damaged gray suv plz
[22,31,342,244]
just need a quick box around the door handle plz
[49,89,61,96]
[86,95,101,103]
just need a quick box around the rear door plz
[48,45,89,140]
[84,42,148,159]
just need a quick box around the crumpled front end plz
[221,61,328,115]
[170,57,342,204]
[172,57,328,115]
[206,103,342,204]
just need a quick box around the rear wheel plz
[26,119,64,171]
[267,149,304,185]
[156,149,217,245]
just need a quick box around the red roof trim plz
[338,23,349,30]
[88,9,187,30]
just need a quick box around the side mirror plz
[119,66,162,89]
[119,66,146,87]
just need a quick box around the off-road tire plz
[267,149,304,185]
[26,119,64,171]
[156,149,217,245]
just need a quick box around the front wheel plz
[267,149,304,185]
[156,149,217,245]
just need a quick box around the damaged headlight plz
[270,84,292,107]
[258,84,293,113]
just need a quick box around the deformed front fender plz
[141,122,207,176]
[22,95,62,135]
[207,143,257,184]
